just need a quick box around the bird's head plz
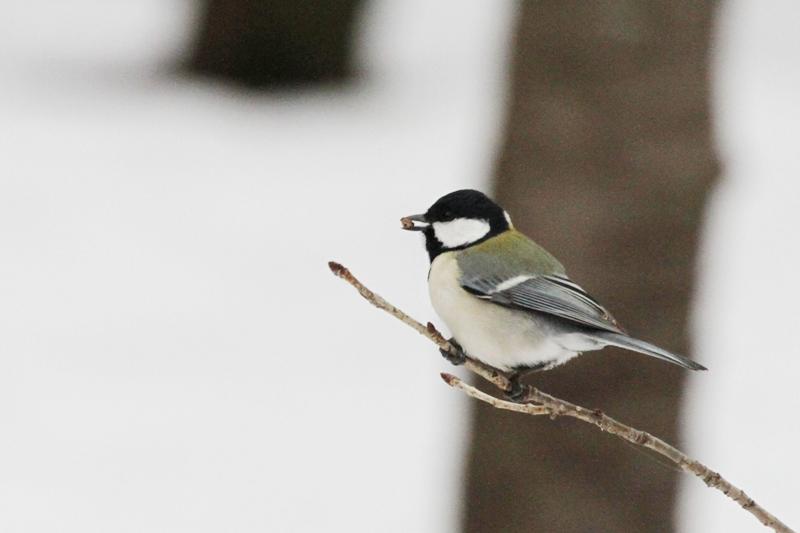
[401,189,512,260]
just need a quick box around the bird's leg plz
[504,362,549,402]
[505,373,526,402]
[440,338,467,366]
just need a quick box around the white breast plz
[428,252,585,372]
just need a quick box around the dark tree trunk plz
[464,2,718,532]
[189,0,362,88]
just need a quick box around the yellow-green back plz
[457,229,566,279]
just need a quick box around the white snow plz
[0,1,514,532]
[679,1,800,531]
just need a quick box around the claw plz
[504,375,526,402]
[440,338,467,366]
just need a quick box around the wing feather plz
[455,230,625,334]
[461,274,625,334]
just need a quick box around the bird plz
[401,189,706,398]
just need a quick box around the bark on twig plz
[328,260,794,533]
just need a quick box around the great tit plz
[402,189,705,394]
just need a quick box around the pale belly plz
[428,253,593,372]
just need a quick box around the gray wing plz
[461,273,626,334]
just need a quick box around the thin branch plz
[440,372,549,415]
[327,261,509,390]
[441,373,788,530]
[328,260,794,533]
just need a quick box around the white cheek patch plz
[432,218,491,248]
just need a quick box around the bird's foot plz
[440,338,467,366]
[504,375,527,402]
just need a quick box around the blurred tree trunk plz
[464,2,718,532]
[189,0,362,88]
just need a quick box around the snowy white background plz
[0,1,797,532]
[679,1,800,531]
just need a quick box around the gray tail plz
[594,332,707,371]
